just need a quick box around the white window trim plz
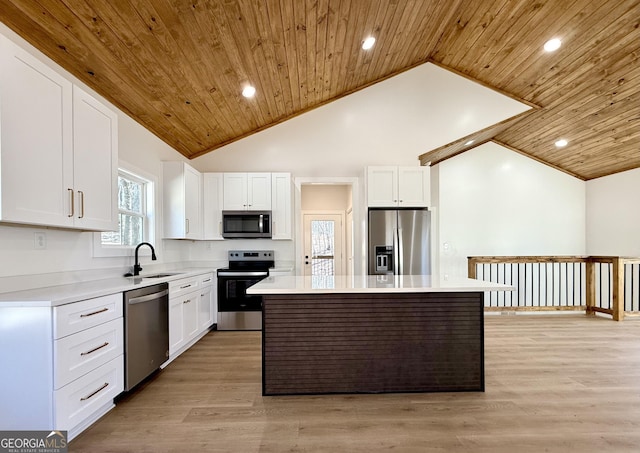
[92,161,156,258]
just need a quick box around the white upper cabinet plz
[223,173,272,211]
[72,85,118,231]
[163,161,202,239]
[0,34,117,231]
[0,34,73,228]
[367,167,398,207]
[367,166,430,208]
[271,172,293,240]
[202,172,224,240]
[397,167,430,207]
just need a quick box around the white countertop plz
[0,267,216,307]
[247,274,514,295]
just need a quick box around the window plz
[94,165,155,257]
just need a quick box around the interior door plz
[302,213,344,277]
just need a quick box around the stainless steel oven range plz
[217,250,274,330]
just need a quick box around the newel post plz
[612,257,625,322]
[468,257,477,279]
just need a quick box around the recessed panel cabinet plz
[271,172,293,240]
[367,166,430,208]
[0,34,118,231]
[163,162,202,239]
[0,293,124,441]
[72,85,118,231]
[223,173,272,210]
[202,172,224,240]
[168,273,215,362]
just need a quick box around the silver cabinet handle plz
[186,218,190,233]
[128,289,169,304]
[180,284,192,289]
[202,278,211,283]
[80,382,109,401]
[81,341,109,356]
[183,299,191,304]
[78,190,85,218]
[68,188,74,217]
[80,307,108,318]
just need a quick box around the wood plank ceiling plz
[0,0,638,180]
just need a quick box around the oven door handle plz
[217,271,269,277]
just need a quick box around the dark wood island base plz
[262,291,484,396]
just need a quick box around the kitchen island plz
[248,274,512,396]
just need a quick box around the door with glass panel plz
[302,213,344,278]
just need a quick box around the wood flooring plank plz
[70,316,640,452]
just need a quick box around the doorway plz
[295,178,362,276]
[302,212,345,277]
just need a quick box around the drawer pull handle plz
[202,278,211,283]
[80,382,109,401]
[80,307,108,318]
[183,299,191,304]
[180,284,192,289]
[81,342,109,356]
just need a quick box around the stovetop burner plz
[219,250,275,272]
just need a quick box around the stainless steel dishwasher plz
[123,282,169,391]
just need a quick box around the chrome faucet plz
[133,242,157,276]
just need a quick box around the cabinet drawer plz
[54,355,123,431]
[169,277,199,298]
[199,273,214,288]
[54,318,123,389]
[54,293,122,339]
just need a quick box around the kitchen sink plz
[141,272,182,278]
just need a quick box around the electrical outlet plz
[34,232,46,250]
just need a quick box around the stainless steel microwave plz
[222,211,272,238]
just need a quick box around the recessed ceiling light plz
[242,85,256,98]
[464,140,474,146]
[555,139,568,147]
[362,36,376,50]
[544,38,562,52]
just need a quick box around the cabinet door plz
[72,85,118,231]
[184,165,202,239]
[202,173,224,240]
[168,296,185,355]
[0,35,74,227]
[198,285,213,330]
[367,167,398,207]
[183,292,199,341]
[223,173,248,210]
[163,162,202,239]
[247,173,272,210]
[398,167,430,207]
[271,172,292,240]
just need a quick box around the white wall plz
[586,167,640,256]
[435,141,586,278]
[301,185,351,210]
[192,63,531,177]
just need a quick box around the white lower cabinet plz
[167,272,215,362]
[0,293,124,441]
[54,355,124,434]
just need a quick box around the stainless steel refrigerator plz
[368,208,431,275]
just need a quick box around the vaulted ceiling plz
[0,0,638,180]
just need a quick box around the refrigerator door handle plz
[397,228,403,275]
[393,228,400,275]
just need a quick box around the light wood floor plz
[71,315,640,452]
